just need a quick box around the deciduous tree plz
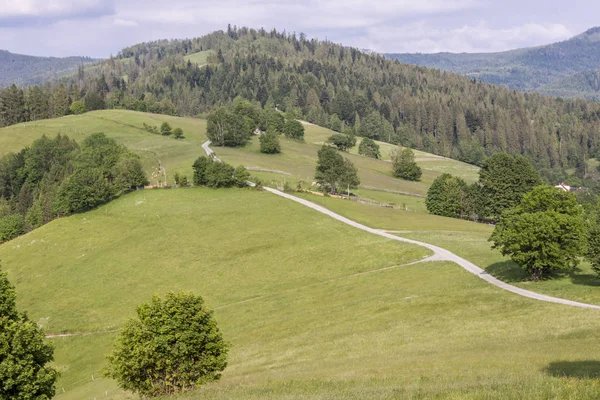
[106,292,228,397]
[490,186,586,280]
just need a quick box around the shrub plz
[0,214,25,243]
[391,147,422,181]
[69,100,86,115]
[173,127,184,139]
[283,119,304,140]
[106,292,228,397]
[327,133,355,152]
[358,137,381,159]
[259,131,281,154]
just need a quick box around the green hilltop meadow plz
[1,110,600,399]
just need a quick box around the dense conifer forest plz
[1,26,600,182]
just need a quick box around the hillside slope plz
[4,27,600,174]
[0,110,479,197]
[1,189,599,399]
[386,27,600,99]
[0,50,97,87]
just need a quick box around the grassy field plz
[0,110,208,184]
[0,110,478,198]
[296,193,600,305]
[2,111,600,398]
[184,50,214,65]
[0,189,598,399]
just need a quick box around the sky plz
[0,0,598,58]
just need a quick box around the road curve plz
[202,140,600,310]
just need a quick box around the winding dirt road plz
[202,140,600,310]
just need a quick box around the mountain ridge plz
[386,27,600,99]
[0,50,98,87]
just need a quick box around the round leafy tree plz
[0,265,58,399]
[490,186,586,281]
[106,292,228,397]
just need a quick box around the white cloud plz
[0,0,114,25]
[116,0,479,29]
[114,18,138,27]
[361,21,573,53]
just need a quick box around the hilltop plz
[386,27,600,100]
[3,26,600,181]
[0,50,97,87]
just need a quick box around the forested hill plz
[386,27,600,100]
[0,50,97,87]
[2,26,600,180]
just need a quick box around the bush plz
[173,127,184,139]
[358,137,381,159]
[234,165,250,187]
[69,100,86,115]
[160,122,172,136]
[0,214,25,243]
[106,292,228,397]
[327,133,355,152]
[259,131,281,154]
[426,174,471,218]
[192,156,213,186]
[283,119,305,140]
[315,145,360,193]
[391,147,422,181]
[206,162,236,188]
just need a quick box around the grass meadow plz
[0,189,597,399]
[1,111,599,398]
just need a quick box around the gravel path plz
[202,140,600,310]
[262,186,600,310]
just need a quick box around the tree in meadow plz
[391,147,422,181]
[106,292,228,397]
[358,137,381,159]
[490,186,586,280]
[315,145,360,193]
[259,131,281,154]
[283,119,305,140]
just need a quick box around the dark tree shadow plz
[568,267,600,287]
[544,361,600,379]
[485,261,529,283]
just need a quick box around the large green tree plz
[106,292,228,397]
[0,265,58,399]
[315,145,360,193]
[479,153,541,222]
[490,186,586,280]
[206,107,252,147]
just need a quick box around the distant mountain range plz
[0,50,98,87]
[386,27,600,100]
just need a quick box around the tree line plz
[0,133,148,243]
[2,26,600,186]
